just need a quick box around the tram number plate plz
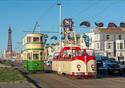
[76,72,82,75]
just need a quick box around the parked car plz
[96,55,108,61]
[96,60,108,76]
[96,56,122,76]
[103,61,122,76]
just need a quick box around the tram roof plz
[62,46,81,50]
[23,33,44,37]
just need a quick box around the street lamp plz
[57,0,62,49]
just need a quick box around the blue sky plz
[0,0,125,52]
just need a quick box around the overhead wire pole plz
[57,0,62,49]
[32,22,38,33]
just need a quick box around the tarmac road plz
[4,61,125,88]
[30,73,125,88]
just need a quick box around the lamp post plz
[57,0,62,49]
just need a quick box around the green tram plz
[22,33,44,72]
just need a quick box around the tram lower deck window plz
[33,54,39,60]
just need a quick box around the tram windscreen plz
[33,54,39,60]
[64,50,82,58]
[86,50,94,56]
[33,37,39,42]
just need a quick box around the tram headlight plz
[91,64,96,71]
[77,64,81,69]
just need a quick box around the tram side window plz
[81,50,84,56]
[33,54,39,60]
[76,50,81,56]
[27,37,32,43]
[33,37,39,42]
[27,53,32,60]
[64,51,68,58]
[40,36,43,42]
[40,52,43,60]
[54,52,60,59]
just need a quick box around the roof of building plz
[93,27,125,33]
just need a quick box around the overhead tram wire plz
[88,0,123,22]
[72,0,101,20]
[36,2,56,23]
[32,22,38,33]
[24,31,58,33]
[76,0,123,33]
[23,2,56,32]
[77,0,123,23]
[30,3,56,33]
[72,0,103,32]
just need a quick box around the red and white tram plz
[52,46,96,78]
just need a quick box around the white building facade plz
[86,27,125,60]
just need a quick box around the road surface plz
[30,72,125,88]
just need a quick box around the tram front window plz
[64,50,82,58]
[33,37,39,42]
[72,50,82,56]
[33,54,39,60]
[86,50,94,56]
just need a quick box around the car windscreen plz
[105,60,118,64]
[107,64,120,68]
[95,56,108,61]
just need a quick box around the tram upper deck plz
[23,33,44,49]
[22,33,44,61]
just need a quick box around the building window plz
[106,43,112,49]
[96,43,100,49]
[117,44,119,50]
[117,43,123,50]
[120,43,123,49]
[106,35,110,40]
[96,35,98,40]
[33,37,39,42]
[118,35,122,40]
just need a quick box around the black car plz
[103,62,122,76]
[96,56,122,76]
[96,55,108,61]
[96,60,108,76]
